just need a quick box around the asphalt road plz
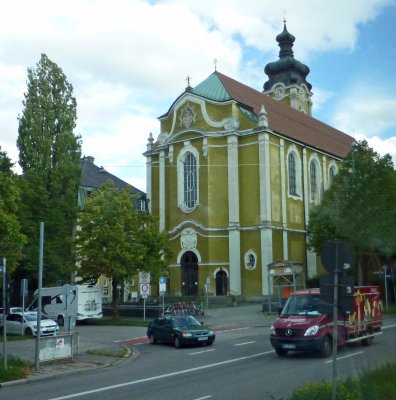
[1,307,396,400]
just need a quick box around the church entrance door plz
[215,270,228,296]
[181,251,198,296]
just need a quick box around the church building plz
[144,23,355,298]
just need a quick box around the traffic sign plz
[140,283,151,296]
[139,271,151,284]
[159,277,166,293]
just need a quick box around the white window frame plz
[177,143,200,213]
[244,250,257,271]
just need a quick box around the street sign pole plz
[2,258,7,369]
[331,248,339,400]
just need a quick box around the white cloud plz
[0,0,395,191]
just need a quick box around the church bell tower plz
[263,21,313,116]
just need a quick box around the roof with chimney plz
[80,156,144,196]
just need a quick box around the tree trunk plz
[112,278,120,319]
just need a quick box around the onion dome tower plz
[263,21,313,116]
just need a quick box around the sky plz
[1,0,396,192]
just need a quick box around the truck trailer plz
[27,284,103,326]
[270,286,382,357]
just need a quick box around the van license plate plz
[283,344,296,349]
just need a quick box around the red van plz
[270,286,382,357]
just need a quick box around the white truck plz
[27,284,103,326]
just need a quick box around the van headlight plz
[304,325,319,336]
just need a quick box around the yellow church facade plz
[144,24,354,298]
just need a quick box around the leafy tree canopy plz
[0,148,26,271]
[16,53,82,284]
[308,140,396,282]
[75,181,170,314]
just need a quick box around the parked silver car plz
[4,312,59,336]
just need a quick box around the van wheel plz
[361,336,373,346]
[57,315,64,327]
[320,336,332,357]
[275,347,288,356]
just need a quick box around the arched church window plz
[310,160,317,201]
[286,146,302,200]
[288,153,297,195]
[329,165,336,184]
[184,152,197,209]
[177,144,200,213]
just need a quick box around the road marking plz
[383,324,396,329]
[215,327,250,333]
[189,349,216,355]
[194,396,212,400]
[48,350,275,400]
[235,341,255,346]
[324,351,364,363]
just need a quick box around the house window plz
[184,153,197,209]
[288,153,297,195]
[138,199,146,211]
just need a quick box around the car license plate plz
[282,344,296,349]
[197,336,208,341]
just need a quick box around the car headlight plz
[33,325,37,329]
[270,325,276,335]
[208,330,214,335]
[304,325,320,336]
[181,332,193,337]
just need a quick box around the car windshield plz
[281,295,332,316]
[172,316,201,327]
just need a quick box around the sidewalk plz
[1,303,274,387]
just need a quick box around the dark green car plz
[147,315,215,348]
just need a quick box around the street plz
[1,314,396,400]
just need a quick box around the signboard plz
[140,283,151,298]
[320,274,354,315]
[139,271,151,284]
[159,277,166,293]
[321,240,354,273]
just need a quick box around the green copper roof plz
[192,72,232,102]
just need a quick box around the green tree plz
[16,53,82,285]
[0,148,26,272]
[75,181,170,317]
[308,140,396,284]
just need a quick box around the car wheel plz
[149,333,157,344]
[25,327,34,336]
[320,336,333,358]
[57,315,64,327]
[207,339,214,346]
[275,347,288,356]
[174,336,182,349]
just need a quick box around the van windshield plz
[281,294,332,316]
